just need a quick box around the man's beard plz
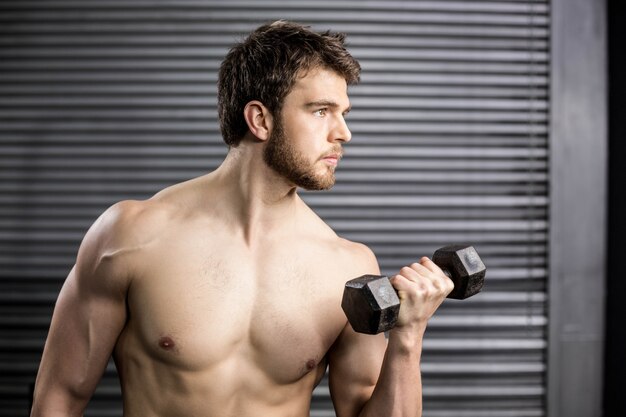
[263,117,340,191]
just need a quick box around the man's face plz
[263,68,352,191]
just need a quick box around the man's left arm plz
[328,256,453,417]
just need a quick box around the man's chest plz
[125,235,349,383]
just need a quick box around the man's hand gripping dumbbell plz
[342,245,486,334]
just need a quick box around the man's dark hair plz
[217,20,361,147]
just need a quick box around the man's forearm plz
[30,387,88,417]
[358,326,426,417]
[31,405,84,417]
[31,411,82,417]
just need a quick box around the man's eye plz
[314,109,327,117]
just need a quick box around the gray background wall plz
[605,0,624,415]
[0,1,606,416]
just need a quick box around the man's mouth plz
[321,150,343,166]
[322,154,341,166]
[322,155,339,165]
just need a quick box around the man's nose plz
[331,116,352,143]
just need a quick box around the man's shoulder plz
[104,176,203,235]
[70,199,165,287]
[302,215,379,277]
[100,198,172,240]
[333,236,380,275]
[81,196,178,264]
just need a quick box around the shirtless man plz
[30,21,454,417]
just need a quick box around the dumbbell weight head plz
[341,275,400,334]
[432,245,485,299]
[342,245,486,335]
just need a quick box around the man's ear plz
[243,100,273,141]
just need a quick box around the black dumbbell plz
[341,245,486,334]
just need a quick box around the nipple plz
[158,336,176,350]
[306,359,317,371]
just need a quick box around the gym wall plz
[0,1,605,416]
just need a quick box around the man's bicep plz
[33,266,128,414]
[32,206,133,414]
[328,322,387,417]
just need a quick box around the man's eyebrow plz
[305,100,352,113]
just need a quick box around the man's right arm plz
[30,201,140,417]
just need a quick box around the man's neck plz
[212,143,301,246]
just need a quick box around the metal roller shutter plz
[0,1,549,416]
